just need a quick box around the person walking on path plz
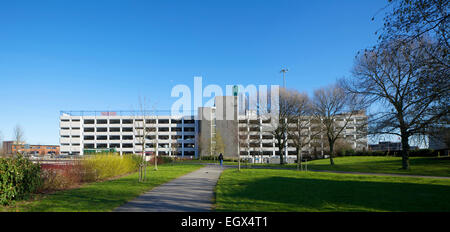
[218,153,224,168]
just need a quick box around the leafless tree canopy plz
[344,36,449,169]
[270,88,302,164]
[13,124,25,145]
[312,84,366,165]
[381,0,449,69]
[134,97,157,181]
[285,91,313,170]
[349,38,448,135]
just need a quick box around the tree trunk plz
[144,158,147,182]
[138,164,141,182]
[142,152,146,182]
[296,147,301,171]
[329,140,335,166]
[154,153,158,171]
[279,145,284,165]
[238,153,241,171]
[400,133,410,170]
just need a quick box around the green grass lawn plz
[236,156,450,177]
[215,168,450,212]
[306,156,450,177]
[1,164,203,212]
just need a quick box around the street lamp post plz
[280,68,288,89]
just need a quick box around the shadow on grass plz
[305,157,450,176]
[217,176,450,212]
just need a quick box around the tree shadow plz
[219,176,450,212]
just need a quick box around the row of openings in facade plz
[82,143,195,149]
[67,119,196,124]
[61,127,195,132]
[80,135,195,140]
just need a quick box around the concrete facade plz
[197,96,368,161]
[60,96,368,161]
[60,113,197,157]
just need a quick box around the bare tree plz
[153,108,159,171]
[344,37,449,169]
[238,116,250,170]
[169,139,180,164]
[285,91,316,171]
[13,124,25,148]
[171,140,180,157]
[134,97,151,182]
[255,88,295,165]
[251,120,265,166]
[266,88,297,165]
[312,84,365,165]
[379,0,449,69]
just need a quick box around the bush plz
[81,153,140,181]
[39,154,141,191]
[336,149,356,157]
[173,156,194,161]
[0,155,42,205]
[409,149,434,157]
[199,155,225,161]
[40,169,71,191]
[39,163,84,192]
[148,156,173,165]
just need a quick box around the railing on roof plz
[60,110,197,117]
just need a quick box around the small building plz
[369,141,418,151]
[369,142,402,151]
[3,141,60,155]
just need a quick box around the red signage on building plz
[101,112,117,116]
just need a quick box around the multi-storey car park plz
[59,111,197,157]
[60,96,368,162]
[197,96,368,163]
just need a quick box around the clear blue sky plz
[0,0,387,145]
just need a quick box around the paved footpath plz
[114,165,224,212]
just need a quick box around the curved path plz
[114,165,224,212]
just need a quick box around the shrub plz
[336,149,356,157]
[39,169,70,191]
[148,156,173,165]
[39,162,85,191]
[408,149,429,157]
[126,154,144,170]
[81,153,140,181]
[173,156,194,161]
[0,155,42,205]
[198,155,219,161]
